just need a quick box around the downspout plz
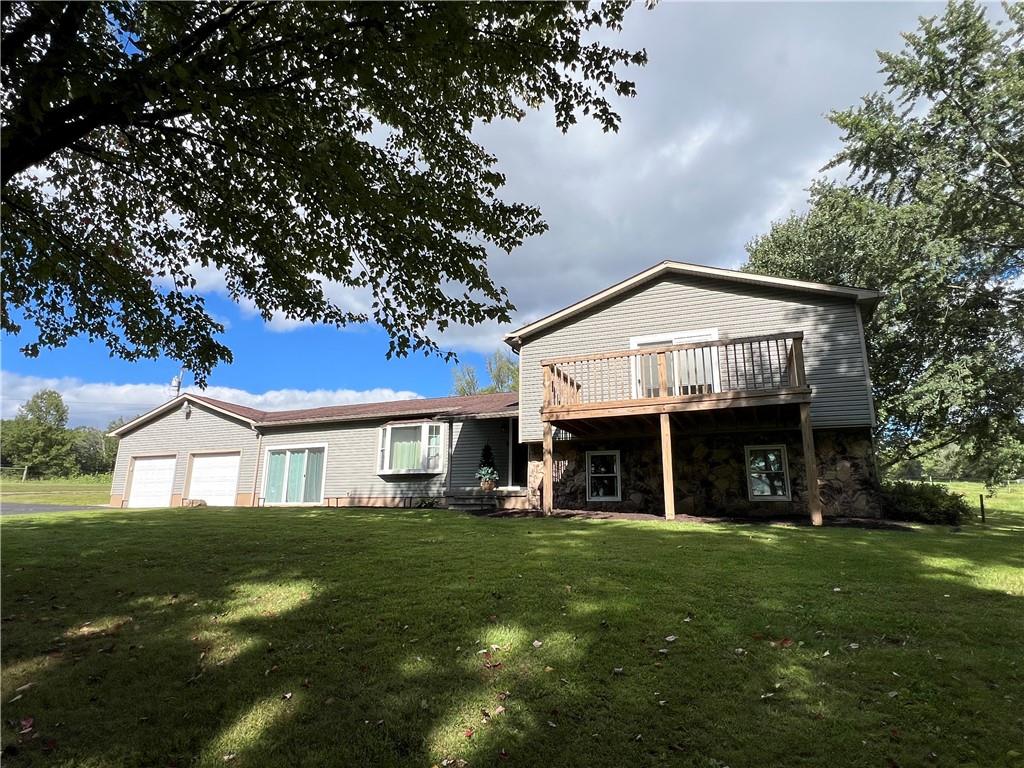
[250,427,263,506]
[507,416,514,487]
[445,419,454,494]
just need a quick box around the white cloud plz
[0,371,421,429]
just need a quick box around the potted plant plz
[476,444,499,491]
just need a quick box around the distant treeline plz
[0,390,127,478]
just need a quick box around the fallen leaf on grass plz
[282,692,293,700]
[532,640,543,648]
[665,635,677,643]
[464,728,474,739]
[222,754,236,762]
[15,683,33,693]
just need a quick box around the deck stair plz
[447,492,499,515]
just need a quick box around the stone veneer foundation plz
[527,427,881,518]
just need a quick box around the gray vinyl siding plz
[518,274,874,443]
[449,418,512,488]
[111,401,259,498]
[256,420,446,500]
[255,416,512,499]
[112,400,515,504]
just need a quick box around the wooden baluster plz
[700,344,708,394]
[756,341,765,390]
[657,351,669,398]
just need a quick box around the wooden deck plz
[540,331,810,421]
[537,332,823,526]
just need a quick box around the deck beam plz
[542,388,811,422]
[660,413,675,520]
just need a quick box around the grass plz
[944,481,1024,516]
[1,490,1021,767]
[0,475,112,506]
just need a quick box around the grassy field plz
[1,489,1021,767]
[944,481,1024,516]
[0,475,112,506]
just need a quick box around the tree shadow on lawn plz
[0,506,1021,767]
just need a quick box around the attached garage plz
[186,452,241,506]
[126,456,177,508]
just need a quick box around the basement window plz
[586,450,621,502]
[745,445,791,501]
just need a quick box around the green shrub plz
[880,481,973,525]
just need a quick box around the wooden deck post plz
[660,413,676,520]
[542,421,553,515]
[800,402,823,526]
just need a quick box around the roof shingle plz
[190,391,518,427]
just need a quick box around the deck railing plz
[541,332,807,411]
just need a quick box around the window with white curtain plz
[378,422,444,474]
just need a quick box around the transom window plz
[264,446,326,504]
[379,422,444,474]
[745,445,791,501]
[586,450,621,502]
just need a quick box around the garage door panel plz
[187,453,241,506]
[127,456,176,508]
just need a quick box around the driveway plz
[0,502,103,516]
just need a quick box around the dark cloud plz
[451,2,942,348]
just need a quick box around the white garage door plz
[186,453,241,506]
[127,456,176,508]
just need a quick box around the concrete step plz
[447,495,498,514]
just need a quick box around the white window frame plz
[629,328,720,399]
[586,449,621,502]
[744,444,791,502]
[260,443,329,505]
[378,422,446,475]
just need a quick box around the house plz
[108,392,528,511]
[110,261,883,523]
[506,261,883,523]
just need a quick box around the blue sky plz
[2,2,949,427]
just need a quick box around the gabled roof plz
[503,261,882,349]
[108,392,519,437]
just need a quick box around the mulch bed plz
[483,507,916,531]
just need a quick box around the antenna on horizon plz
[171,368,185,397]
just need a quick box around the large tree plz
[0,389,77,477]
[746,1,1023,470]
[746,184,1023,469]
[828,0,1023,260]
[1,2,645,384]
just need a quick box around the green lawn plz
[1,492,1021,767]
[0,475,112,506]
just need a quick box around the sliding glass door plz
[264,447,325,503]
